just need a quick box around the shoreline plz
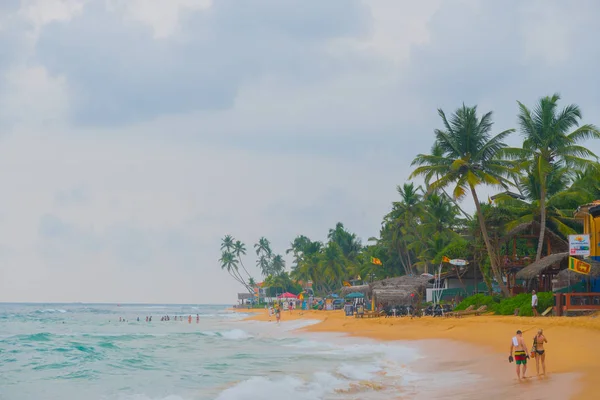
[241,308,600,399]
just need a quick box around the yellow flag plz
[569,257,591,275]
[371,257,382,265]
[357,275,362,281]
[342,281,352,287]
[442,256,450,263]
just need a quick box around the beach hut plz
[370,275,430,306]
[515,252,569,290]
[340,284,371,298]
[499,221,569,294]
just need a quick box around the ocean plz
[0,303,475,400]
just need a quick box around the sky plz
[1,0,600,304]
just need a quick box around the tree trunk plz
[442,188,472,220]
[536,181,547,262]
[238,257,253,281]
[470,184,511,297]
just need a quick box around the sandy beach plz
[241,308,600,399]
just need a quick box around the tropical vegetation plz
[219,94,600,300]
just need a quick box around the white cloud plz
[0,65,69,126]
[107,0,212,38]
[1,0,600,304]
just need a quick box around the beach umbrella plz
[278,292,298,299]
[345,292,365,299]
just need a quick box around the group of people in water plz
[509,328,548,380]
[116,315,201,323]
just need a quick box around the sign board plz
[449,259,469,266]
[569,256,591,275]
[569,234,590,256]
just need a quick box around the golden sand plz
[243,308,600,399]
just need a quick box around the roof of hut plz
[515,252,569,279]
[499,221,569,253]
[369,275,431,290]
[372,288,420,304]
[340,285,371,297]
[370,275,430,305]
[555,261,600,284]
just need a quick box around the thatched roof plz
[555,261,600,284]
[499,221,568,253]
[340,285,371,297]
[372,288,423,305]
[515,252,569,279]
[369,275,431,290]
[370,275,429,305]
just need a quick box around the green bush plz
[454,292,554,316]
[454,294,499,311]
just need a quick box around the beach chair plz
[455,305,487,318]
[445,305,474,317]
[541,306,553,317]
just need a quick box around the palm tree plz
[219,250,252,293]
[318,241,346,292]
[221,235,235,252]
[271,254,286,275]
[411,105,516,297]
[506,94,600,261]
[496,164,586,239]
[254,237,273,276]
[233,240,252,280]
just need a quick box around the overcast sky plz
[1,0,600,304]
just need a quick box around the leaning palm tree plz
[505,94,600,261]
[233,240,253,280]
[411,105,516,297]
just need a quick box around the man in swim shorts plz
[509,330,529,380]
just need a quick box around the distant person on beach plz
[533,329,548,376]
[531,290,539,316]
[275,307,281,324]
[509,330,529,380]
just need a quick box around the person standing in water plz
[509,330,529,380]
[275,306,281,324]
[533,329,548,376]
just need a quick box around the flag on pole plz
[371,257,382,265]
[569,257,591,275]
[442,256,450,263]
[342,281,352,287]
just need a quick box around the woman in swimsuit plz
[534,329,548,376]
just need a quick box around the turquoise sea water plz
[0,304,473,400]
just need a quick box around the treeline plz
[220,94,600,297]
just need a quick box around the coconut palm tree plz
[505,94,600,261]
[219,250,252,293]
[254,237,273,276]
[411,105,517,297]
[221,235,235,252]
[233,240,253,280]
[271,254,286,275]
[496,164,586,239]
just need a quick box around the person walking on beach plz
[510,330,529,380]
[531,290,539,316]
[275,305,281,324]
[533,329,548,376]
